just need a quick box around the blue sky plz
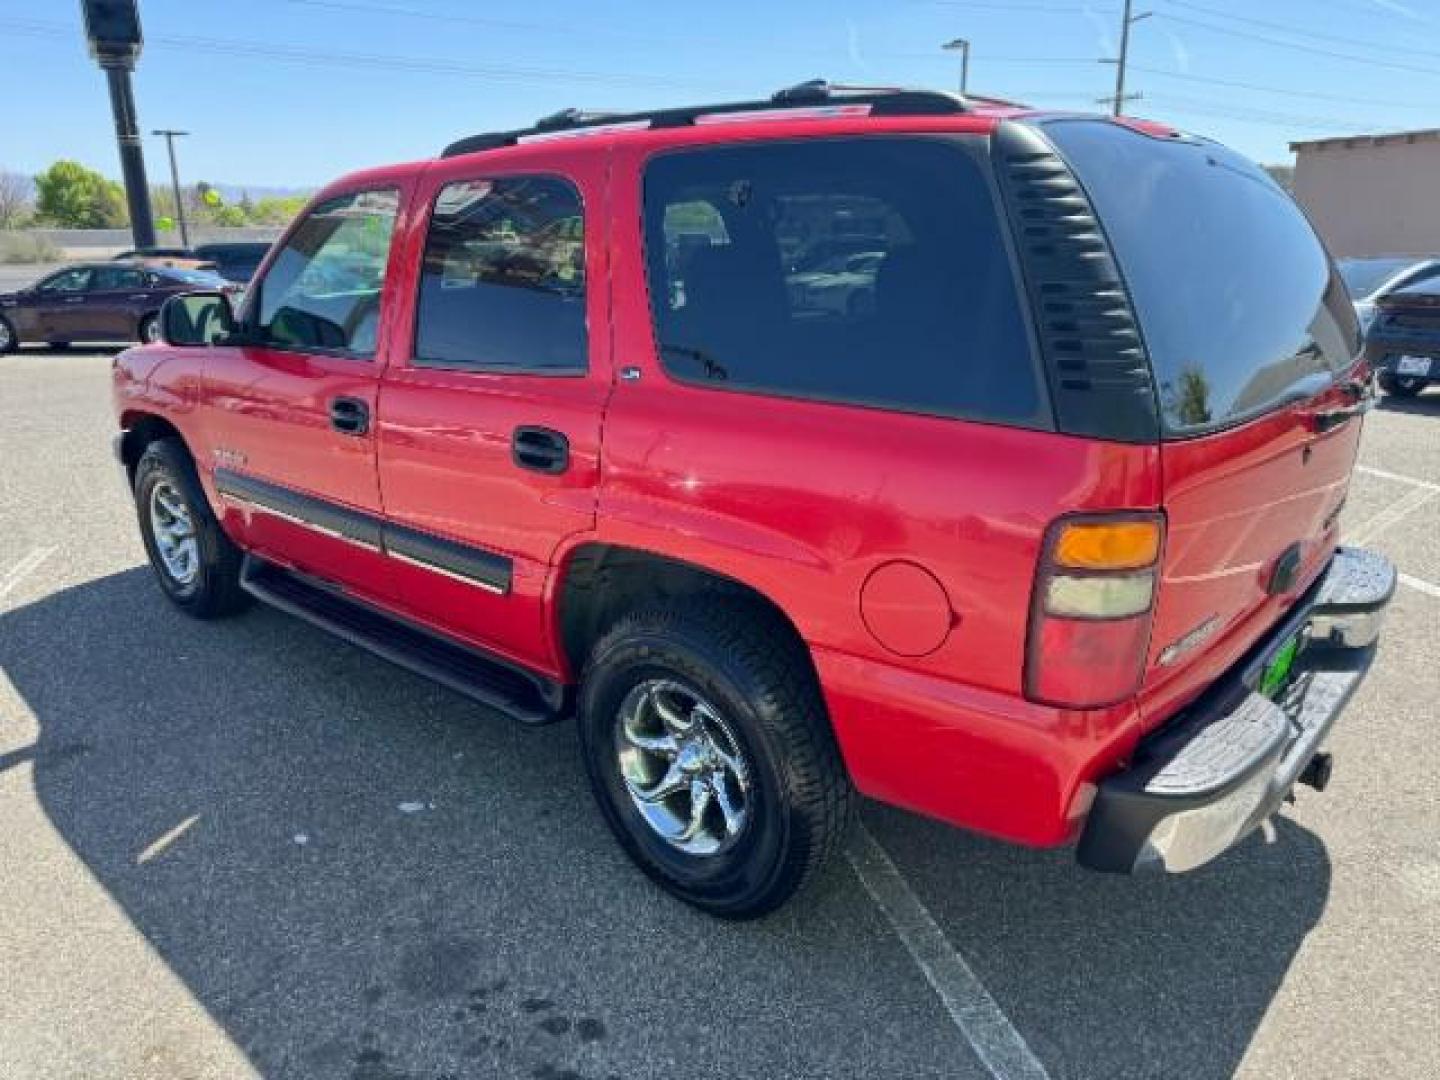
[3,0,1437,189]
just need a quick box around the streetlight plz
[942,37,970,96]
[153,129,190,247]
[81,0,156,248]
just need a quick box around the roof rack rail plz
[441,79,970,158]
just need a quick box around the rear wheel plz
[0,316,16,353]
[138,313,161,344]
[578,600,852,918]
[134,438,251,618]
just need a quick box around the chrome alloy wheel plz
[0,321,13,350]
[149,480,199,587]
[614,678,752,856]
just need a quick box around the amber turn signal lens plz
[1052,520,1161,571]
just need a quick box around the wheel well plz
[557,544,813,681]
[117,413,186,481]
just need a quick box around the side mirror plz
[160,291,235,346]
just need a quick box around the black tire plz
[134,438,252,618]
[1378,373,1425,397]
[578,599,853,919]
[138,312,161,345]
[0,315,16,353]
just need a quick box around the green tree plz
[250,195,309,226]
[33,160,128,228]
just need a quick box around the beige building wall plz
[1291,131,1440,259]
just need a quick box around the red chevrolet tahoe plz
[113,82,1395,917]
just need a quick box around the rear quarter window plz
[641,136,1046,426]
[1043,120,1359,436]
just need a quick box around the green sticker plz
[1260,633,1300,699]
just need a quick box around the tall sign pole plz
[82,0,156,247]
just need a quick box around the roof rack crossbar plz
[441,79,972,158]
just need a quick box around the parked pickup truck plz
[113,81,1395,917]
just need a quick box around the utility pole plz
[1099,0,1151,116]
[942,37,971,95]
[81,0,156,247]
[153,129,190,247]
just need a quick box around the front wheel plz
[138,313,161,344]
[578,600,853,919]
[134,439,251,618]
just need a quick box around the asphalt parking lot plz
[1,347,1437,1080]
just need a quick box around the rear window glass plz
[1338,257,1415,300]
[1045,120,1358,435]
[642,137,1044,425]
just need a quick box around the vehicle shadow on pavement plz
[2,569,1332,1080]
[1375,391,1439,416]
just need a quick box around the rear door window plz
[642,137,1044,425]
[413,176,586,373]
[92,266,146,291]
[1044,120,1358,435]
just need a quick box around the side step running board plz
[241,557,568,726]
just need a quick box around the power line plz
[1163,0,1440,62]
[4,20,731,91]
[1128,64,1438,112]
[1146,94,1383,133]
[1154,11,1440,77]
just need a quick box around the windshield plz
[1338,257,1415,300]
[1045,120,1358,436]
[161,268,231,286]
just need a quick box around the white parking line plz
[1347,487,1437,546]
[1355,465,1440,494]
[1400,572,1440,600]
[848,824,1052,1080]
[0,547,56,601]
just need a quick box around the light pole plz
[153,129,190,247]
[82,0,156,248]
[942,38,970,96]
[1099,0,1151,116]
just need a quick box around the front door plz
[196,186,407,604]
[29,266,94,341]
[376,162,611,674]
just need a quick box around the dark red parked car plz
[112,82,1394,917]
[0,262,239,351]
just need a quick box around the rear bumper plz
[1077,546,1395,874]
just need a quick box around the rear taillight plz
[1025,513,1165,708]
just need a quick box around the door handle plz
[329,396,370,436]
[63,296,85,304]
[511,426,569,474]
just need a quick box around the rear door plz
[1044,120,1364,723]
[375,153,610,674]
[87,264,151,339]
